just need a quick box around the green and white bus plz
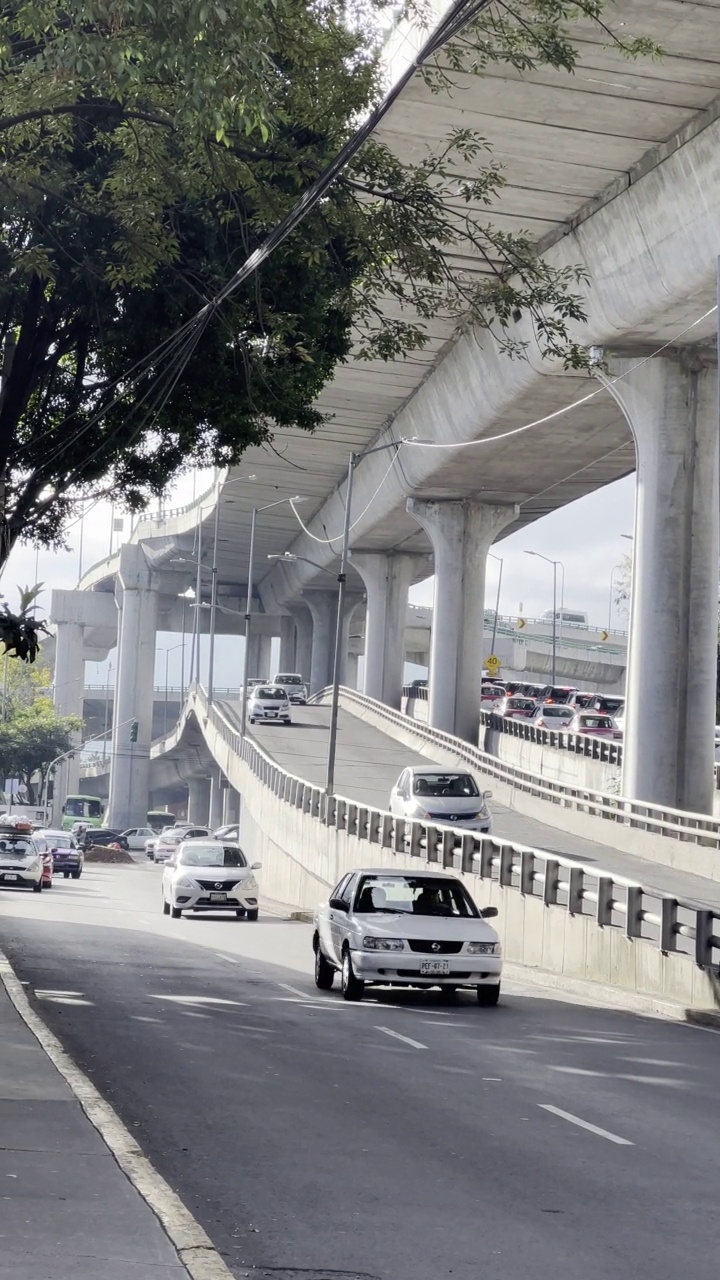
[61,795,105,831]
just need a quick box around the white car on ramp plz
[162,839,261,920]
[313,869,501,1004]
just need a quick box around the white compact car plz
[272,672,308,704]
[390,767,492,833]
[0,829,44,891]
[248,684,291,725]
[152,825,210,863]
[313,869,501,1004]
[122,826,156,851]
[162,839,261,919]
[531,703,575,730]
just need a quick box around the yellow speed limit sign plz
[485,655,501,674]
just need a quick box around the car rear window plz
[508,698,535,710]
[581,716,612,728]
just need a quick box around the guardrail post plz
[520,850,535,896]
[425,824,440,863]
[499,845,514,887]
[380,814,393,847]
[410,822,424,858]
[462,832,478,875]
[695,910,716,966]
[660,897,678,953]
[568,866,584,915]
[478,838,494,880]
[441,829,456,868]
[346,802,358,836]
[392,818,406,852]
[335,798,347,831]
[625,886,643,939]
[543,859,559,907]
[356,806,368,841]
[596,877,614,926]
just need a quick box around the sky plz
[2,467,636,690]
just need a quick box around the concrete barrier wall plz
[196,703,719,1015]
[354,697,720,883]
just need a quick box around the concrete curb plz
[0,951,235,1280]
[503,961,720,1028]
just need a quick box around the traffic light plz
[130,719,139,743]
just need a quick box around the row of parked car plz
[0,818,84,893]
[481,680,625,739]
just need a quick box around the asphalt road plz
[0,864,719,1280]
[232,702,720,910]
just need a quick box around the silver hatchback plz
[389,767,492,833]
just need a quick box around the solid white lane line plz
[539,1104,634,1146]
[277,983,311,999]
[375,1026,427,1050]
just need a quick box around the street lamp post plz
[488,553,503,656]
[207,500,221,705]
[159,643,184,735]
[608,563,624,633]
[524,550,565,686]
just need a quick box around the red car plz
[33,835,54,887]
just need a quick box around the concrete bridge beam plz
[106,547,159,830]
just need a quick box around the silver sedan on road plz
[313,869,502,1005]
[162,839,261,920]
[390,767,492,833]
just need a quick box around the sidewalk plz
[0,981,189,1280]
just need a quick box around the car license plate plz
[2,873,18,881]
[210,892,227,903]
[420,959,449,976]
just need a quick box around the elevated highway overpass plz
[56,0,719,827]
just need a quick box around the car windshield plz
[254,687,285,700]
[43,833,72,848]
[595,698,624,715]
[355,875,478,918]
[0,837,33,856]
[412,773,479,798]
[276,674,302,684]
[178,845,248,867]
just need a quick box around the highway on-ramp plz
[0,862,718,1280]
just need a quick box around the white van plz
[541,609,588,626]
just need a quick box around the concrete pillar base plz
[209,772,225,830]
[222,787,240,826]
[607,355,719,813]
[407,499,518,741]
[278,616,296,673]
[287,604,313,686]
[106,546,158,830]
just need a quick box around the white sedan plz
[313,869,502,1004]
[390,767,492,833]
[162,839,261,919]
[248,684,291,725]
[122,826,156,851]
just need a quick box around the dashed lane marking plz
[539,1104,634,1146]
[375,1026,427,1050]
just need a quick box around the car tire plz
[476,983,500,1007]
[314,944,335,991]
[439,986,457,1001]
[71,870,81,880]
[64,872,70,879]
[235,909,246,918]
[249,717,255,725]
[246,908,259,922]
[170,905,182,919]
[341,949,364,1002]
[44,880,52,889]
[162,898,170,916]
[33,880,42,893]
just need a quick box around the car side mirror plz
[251,861,262,870]
[483,790,493,800]
[166,857,176,867]
[329,897,349,912]
[481,906,498,919]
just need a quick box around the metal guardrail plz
[479,708,623,766]
[82,685,240,699]
[333,686,720,848]
[181,686,720,970]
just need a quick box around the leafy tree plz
[0,0,658,579]
[0,698,82,801]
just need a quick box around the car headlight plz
[411,806,431,819]
[175,877,196,889]
[362,936,405,951]
[242,877,257,891]
[467,941,499,955]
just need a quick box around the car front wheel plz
[170,905,182,919]
[341,950,364,1002]
[162,898,170,916]
[33,880,42,893]
[314,944,335,990]
[246,907,259,922]
[476,983,500,1007]
[71,870,81,880]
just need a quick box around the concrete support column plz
[245,632,263,679]
[106,546,158,830]
[258,634,273,678]
[407,499,518,741]
[209,772,225,830]
[187,777,211,825]
[305,591,336,693]
[287,604,312,685]
[52,622,86,822]
[345,651,360,690]
[352,552,429,708]
[278,616,296,672]
[608,356,719,813]
[222,787,240,825]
